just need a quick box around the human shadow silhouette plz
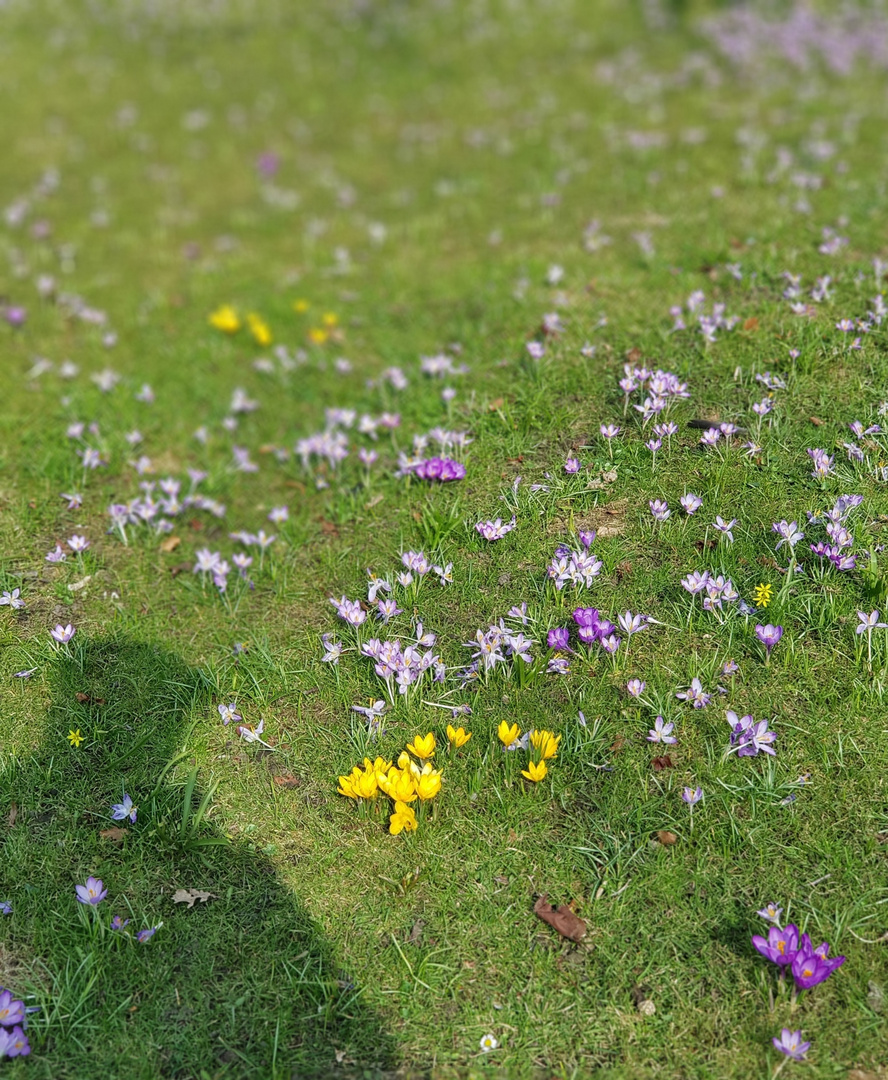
[0,634,398,1079]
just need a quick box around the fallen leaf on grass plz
[272,774,300,789]
[488,397,505,411]
[172,888,217,909]
[159,535,181,553]
[407,920,424,945]
[742,316,759,331]
[100,827,128,843]
[809,416,824,427]
[169,562,192,578]
[75,692,106,705]
[533,894,587,942]
[656,831,678,845]
[652,755,674,771]
[7,802,17,827]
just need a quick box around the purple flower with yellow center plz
[564,457,580,474]
[0,1024,30,1058]
[647,716,676,744]
[0,902,10,915]
[577,530,596,548]
[50,623,75,644]
[617,611,648,638]
[790,934,845,989]
[600,423,620,440]
[111,794,137,824]
[137,925,161,943]
[680,493,702,515]
[755,623,783,658]
[547,627,571,651]
[649,499,670,522]
[773,1029,810,1062]
[218,703,241,726]
[757,903,783,925]
[75,876,107,905]
[682,786,703,805]
[752,923,799,966]
[475,516,516,541]
[599,633,621,655]
[712,516,737,542]
[111,915,130,931]
[626,678,645,698]
[0,990,25,1028]
[676,678,710,708]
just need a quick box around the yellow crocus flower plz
[208,305,241,333]
[293,299,310,313]
[353,768,379,799]
[379,767,416,803]
[521,760,548,783]
[497,721,520,747]
[247,313,272,346]
[337,773,358,799]
[389,801,417,835]
[67,729,84,748]
[407,732,435,760]
[308,327,329,345]
[530,730,561,760]
[322,312,338,327]
[446,724,471,748]
[415,770,442,801]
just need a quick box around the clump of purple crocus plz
[547,544,602,591]
[476,516,516,541]
[0,985,29,1059]
[752,920,845,994]
[727,711,777,756]
[412,456,465,482]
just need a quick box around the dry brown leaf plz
[170,561,192,577]
[742,316,759,331]
[488,397,505,411]
[652,755,674,771]
[610,735,626,753]
[809,416,824,427]
[172,888,217,909]
[75,692,106,705]
[272,774,300,789]
[100,827,128,843]
[656,830,678,845]
[625,347,641,363]
[159,535,181,553]
[533,894,587,942]
[7,802,17,827]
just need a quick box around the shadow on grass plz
[0,634,398,1080]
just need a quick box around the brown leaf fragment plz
[652,755,674,771]
[272,774,300,789]
[7,802,17,827]
[172,888,217,909]
[159,535,181,553]
[742,316,759,331]
[100,827,128,843]
[75,692,106,705]
[656,830,678,845]
[407,920,424,945]
[170,561,192,578]
[625,347,641,363]
[610,735,626,753]
[809,416,824,427]
[488,397,505,411]
[533,894,587,942]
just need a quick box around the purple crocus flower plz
[564,457,580,474]
[547,627,571,650]
[752,923,799,966]
[649,499,670,522]
[577,530,596,548]
[111,915,130,931]
[626,678,645,698]
[682,786,703,805]
[712,516,737,542]
[75,876,107,905]
[647,716,676,744]
[755,623,784,655]
[218,703,242,726]
[790,934,845,989]
[50,623,75,644]
[137,925,161,943]
[599,633,621,655]
[618,611,648,637]
[772,1029,810,1062]
[0,1025,30,1058]
[680,493,702,515]
[0,990,25,1028]
[756,903,783,924]
[111,794,137,824]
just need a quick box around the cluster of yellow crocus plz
[295,306,339,346]
[247,312,272,346]
[208,305,241,333]
[497,721,561,782]
[337,732,448,835]
[207,305,273,346]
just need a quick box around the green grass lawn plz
[1,0,888,1076]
